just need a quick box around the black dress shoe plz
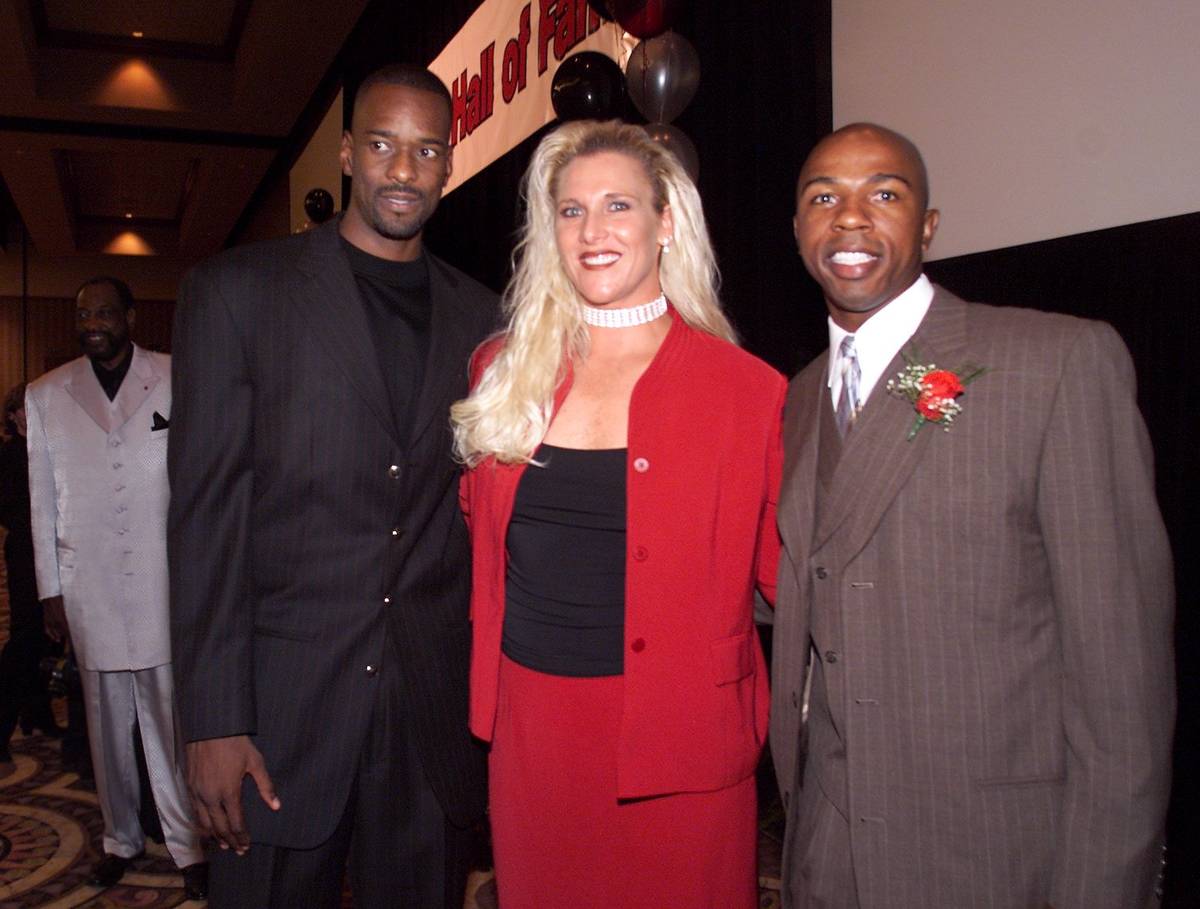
[181,862,209,900]
[89,852,138,888]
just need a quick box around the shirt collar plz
[827,274,934,388]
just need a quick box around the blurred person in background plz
[26,277,206,898]
[0,382,62,772]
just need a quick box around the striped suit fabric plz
[167,220,495,853]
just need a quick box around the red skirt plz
[489,655,758,909]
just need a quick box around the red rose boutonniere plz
[886,349,986,441]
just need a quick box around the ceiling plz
[0,0,369,260]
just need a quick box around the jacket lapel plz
[63,356,113,434]
[778,356,825,561]
[813,288,970,556]
[110,345,161,432]
[291,221,399,446]
[407,255,478,449]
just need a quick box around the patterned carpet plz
[0,734,199,908]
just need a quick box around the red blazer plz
[460,311,786,798]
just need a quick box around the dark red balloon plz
[643,122,699,181]
[606,0,685,39]
[586,0,612,20]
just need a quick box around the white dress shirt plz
[827,274,934,411]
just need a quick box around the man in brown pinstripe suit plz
[771,123,1174,909]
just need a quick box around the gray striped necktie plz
[836,334,861,436]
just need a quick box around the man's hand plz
[186,735,281,854]
[41,596,69,645]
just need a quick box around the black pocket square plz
[152,412,170,431]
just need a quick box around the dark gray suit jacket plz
[167,219,496,847]
[771,287,1174,909]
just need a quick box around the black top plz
[91,348,132,400]
[341,237,431,436]
[503,444,627,677]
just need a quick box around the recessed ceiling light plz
[125,212,133,219]
[132,30,144,38]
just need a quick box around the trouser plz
[0,559,55,751]
[0,611,55,749]
[208,662,473,909]
[78,662,204,868]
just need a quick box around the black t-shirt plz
[502,444,627,677]
[341,238,432,436]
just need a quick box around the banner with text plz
[429,0,626,194]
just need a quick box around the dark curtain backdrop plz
[338,1,1194,903]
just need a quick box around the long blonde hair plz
[451,119,734,466]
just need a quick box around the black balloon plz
[607,0,685,39]
[643,122,699,181]
[303,187,335,224]
[551,52,626,121]
[626,32,700,124]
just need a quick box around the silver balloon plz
[626,32,700,124]
[644,122,699,181]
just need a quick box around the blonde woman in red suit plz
[451,120,786,908]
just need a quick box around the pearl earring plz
[660,237,672,254]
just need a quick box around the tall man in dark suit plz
[168,65,495,908]
[771,123,1174,909]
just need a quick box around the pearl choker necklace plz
[582,294,668,328]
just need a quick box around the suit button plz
[383,596,391,605]
[112,462,122,469]
[632,457,649,473]
[365,664,378,676]
[109,439,120,447]
[391,527,402,538]
[791,690,799,707]
[631,638,646,653]
[815,566,828,579]
[824,650,839,663]
[632,545,648,561]
[388,464,401,479]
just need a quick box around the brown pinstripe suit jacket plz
[770,286,1174,909]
